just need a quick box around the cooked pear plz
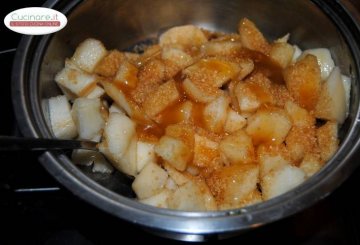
[238,18,270,54]
[235,73,274,113]
[315,67,347,124]
[98,112,137,176]
[193,134,220,169]
[136,141,156,172]
[140,189,171,208]
[201,41,243,57]
[155,135,191,171]
[257,144,290,178]
[71,149,114,174]
[163,163,190,186]
[316,121,339,162]
[71,98,105,141]
[284,54,321,111]
[299,153,322,177]
[184,58,241,88]
[224,109,247,133]
[114,60,138,88]
[143,79,180,118]
[161,45,193,69]
[284,101,315,127]
[71,38,107,73]
[182,78,223,103]
[219,130,255,165]
[48,95,77,139]
[203,95,230,133]
[94,50,124,77]
[291,45,302,62]
[246,109,292,145]
[132,162,168,199]
[100,80,146,121]
[55,67,104,98]
[206,164,259,209]
[261,164,306,200]
[167,179,216,211]
[269,42,295,68]
[300,48,335,80]
[159,25,208,48]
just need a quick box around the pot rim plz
[11,0,360,236]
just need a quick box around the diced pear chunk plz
[291,45,302,63]
[301,48,335,80]
[203,95,230,133]
[269,42,295,68]
[72,149,114,174]
[100,80,145,121]
[161,46,193,69]
[183,78,222,103]
[114,60,138,88]
[143,79,180,118]
[316,121,339,162]
[136,141,156,172]
[167,179,216,211]
[55,67,104,98]
[71,38,107,73]
[257,144,290,178]
[155,136,191,171]
[132,162,168,199]
[98,112,137,176]
[219,130,255,165]
[140,189,171,208]
[315,67,347,124]
[193,134,220,168]
[86,86,105,99]
[224,109,247,133]
[48,95,77,139]
[246,109,292,145]
[274,33,290,43]
[95,50,124,77]
[238,18,270,54]
[284,54,321,111]
[201,41,242,57]
[159,25,208,48]
[163,163,190,186]
[284,101,315,127]
[165,123,195,150]
[235,73,274,113]
[108,103,125,114]
[184,58,241,88]
[299,153,322,177]
[71,98,105,141]
[261,165,306,200]
[207,164,259,209]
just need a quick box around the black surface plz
[1,1,360,244]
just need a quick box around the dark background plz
[1,1,360,244]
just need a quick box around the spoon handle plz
[0,136,98,151]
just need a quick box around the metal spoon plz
[0,136,98,151]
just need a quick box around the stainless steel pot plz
[12,0,360,241]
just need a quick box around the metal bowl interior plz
[12,0,360,240]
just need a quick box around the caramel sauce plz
[114,80,134,99]
[156,100,187,126]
